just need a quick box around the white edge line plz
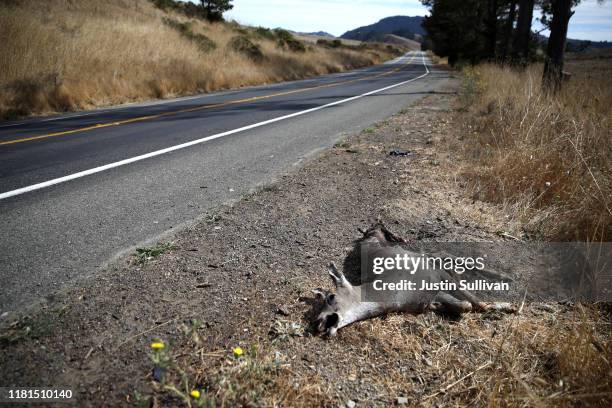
[0,53,430,201]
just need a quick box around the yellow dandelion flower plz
[150,341,165,350]
[233,347,244,357]
[190,390,201,399]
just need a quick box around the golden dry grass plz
[144,304,610,407]
[457,60,611,241]
[426,50,448,65]
[0,0,399,119]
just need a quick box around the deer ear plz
[327,262,350,288]
[311,288,326,299]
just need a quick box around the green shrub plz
[273,28,293,42]
[150,0,180,10]
[254,26,275,40]
[163,17,216,53]
[229,36,264,61]
[273,29,306,52]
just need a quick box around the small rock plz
[397,396,408,405]
[535,304,557,313]
[389,149,410,157]
[346,400,356,408]
[276,305,290,316]
[153,366,165,382]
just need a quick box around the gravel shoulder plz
[1,78,609,407]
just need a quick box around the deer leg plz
[429,292,473,316]
[454,289,516,314]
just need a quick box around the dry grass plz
[334,304,611,407]
[0,0,400,119]
[144,304,610,407]
[427,50,448,65]
[456,59,611,241]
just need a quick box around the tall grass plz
[0,0,399,119]
[458,59,611,241]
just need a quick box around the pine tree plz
[199,0,233,22]
[421,0,492,65]
[511,0,534,66]
[542,0,576,92]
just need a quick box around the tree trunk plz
[543,0,574,93]
[486,0,499,59]
[500,0,517,62]
[512,0,534,66]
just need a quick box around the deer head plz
[313,262,382,337]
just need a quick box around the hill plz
[299,31,334,38]
[341,16,425,42]
[381,34,421,50]
[0,0,403,119]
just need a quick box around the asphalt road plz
[0,51,451,312]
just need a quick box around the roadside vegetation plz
[135,242,177,264]
[139,305,610,407]
[457,54,611,241]
[0,0,402,120]
[419,0,610,241]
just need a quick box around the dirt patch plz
[1,87,609,407]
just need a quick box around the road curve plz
[0,52,451,312]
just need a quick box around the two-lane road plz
[0,52,450,312]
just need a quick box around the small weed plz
[334,140,350,149]
[269,319,304,343]
[179,319,203,346]
[135,242,176,264]
[204,214,222,223]
[362,127,375,134]
[0,315,55,345]
[147,339,215,407]
[260,184,279,193]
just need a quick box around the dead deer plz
[313,224,515,336]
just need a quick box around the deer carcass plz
[313,225,515,336]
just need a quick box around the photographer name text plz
[372,279,509,292]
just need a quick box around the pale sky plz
[224,0,612,41]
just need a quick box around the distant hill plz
[565,38,612,52]
[382,34,421,50]
[534,33,612,52]
[341,16,425,42]
[299,31,334,38]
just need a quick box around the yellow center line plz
[0,54,417,146]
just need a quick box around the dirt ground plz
[1,82,610,407]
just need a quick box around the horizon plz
[224,0,612,42]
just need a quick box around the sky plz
[224,0,612,41]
